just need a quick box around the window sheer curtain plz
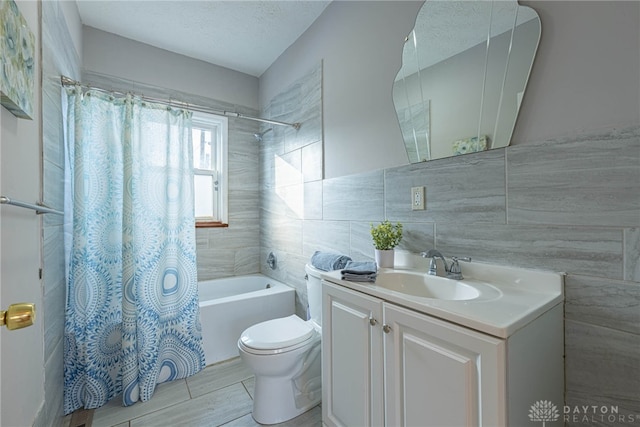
[62,87,204,413]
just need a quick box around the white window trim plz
[192,112,228,224]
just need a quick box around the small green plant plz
[370,220,403,250]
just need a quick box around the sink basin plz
[375,271,480,301]
[322,258,563,338]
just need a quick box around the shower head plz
[254,128,273,142]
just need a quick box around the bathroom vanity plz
[320,261,564,426]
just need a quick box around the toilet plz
[238,264,323,425]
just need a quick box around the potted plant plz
[370,220,403,268]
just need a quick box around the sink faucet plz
[421,249,448,276]
[421,250,471,280]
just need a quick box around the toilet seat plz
[240,314,317,355]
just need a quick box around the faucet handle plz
[447,257,471,280]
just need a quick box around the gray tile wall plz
[195,116,261,280]
[260,64,640,417]
[41,2,81,425]
[260,64,323,315]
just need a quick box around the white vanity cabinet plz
[321,280,563,427]
[321,279,384,426]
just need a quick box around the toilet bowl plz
[238,264,324,424]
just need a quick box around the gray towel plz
[341,261,377,282]
[341,261,377,275]
[311,251,352,272]
[341,272,377,283]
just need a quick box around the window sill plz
[196,221,228,228]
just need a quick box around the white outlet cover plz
[411,186,425,210]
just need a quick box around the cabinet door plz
[384,304,506,427]
[322,281,384,427]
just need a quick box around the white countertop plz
[321,261,564,339]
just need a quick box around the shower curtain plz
[62,87,205,414]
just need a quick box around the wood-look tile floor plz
[63,357,322,427]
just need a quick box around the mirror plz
[393,0,541,162]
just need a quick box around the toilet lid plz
[240,314,315,351]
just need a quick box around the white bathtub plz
[199,274,296,366]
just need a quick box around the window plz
[191,112,228,227]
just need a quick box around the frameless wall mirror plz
[393,0,541,163]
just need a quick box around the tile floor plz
[64,357,322,427]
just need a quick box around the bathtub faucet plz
[267,252,277,270]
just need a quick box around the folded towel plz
[340,260,377,282]
[342,261,377,275]
[311,251,352,272]
[341,272,377,283]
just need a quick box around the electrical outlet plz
[411,186,425,210]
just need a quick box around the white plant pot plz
[374,249,394,268]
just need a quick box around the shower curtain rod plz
[60,76,301,130]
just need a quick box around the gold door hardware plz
[0,303,36,330]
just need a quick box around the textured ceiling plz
[76,0,331,77]
[77,1,537,79]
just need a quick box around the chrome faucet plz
[421,250,471,280]
[421,249,448,276]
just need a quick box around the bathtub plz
[198,274,296,366]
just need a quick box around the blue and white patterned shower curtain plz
[62,87,205,414]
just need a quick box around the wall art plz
[1,0,35,119]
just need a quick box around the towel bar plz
[0,195,63,215]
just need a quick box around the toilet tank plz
[305,264,324,327]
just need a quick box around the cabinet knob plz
[383,324,392,334]
[369,317,378,326]
[1,303,36,330]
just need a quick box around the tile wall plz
[260,63,323,315]
[41,2,81,424]
[194,116,261,280]
[260,65,640,419]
